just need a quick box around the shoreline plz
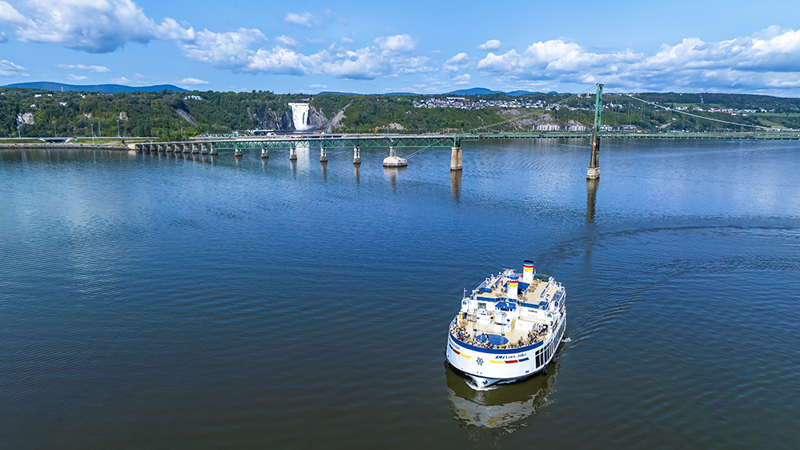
[0,144,130,151]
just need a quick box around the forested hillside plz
[2,87,800,140]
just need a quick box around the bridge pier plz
[587,83,603,180]
[201,143,208,155]
[261,149,269,159]
[353,147,361,165]
[209,143,217,155]
[383,146,407,168]
[320,147,327,162]
[234,148,243,157]
[289,146,297,161]
[450,146,462,171]
[182,143,190,153]
[191,143,199,154]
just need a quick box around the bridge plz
[133,84,800,179]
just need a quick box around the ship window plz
[477,302,486,309]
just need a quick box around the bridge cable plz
[604,87,775,131]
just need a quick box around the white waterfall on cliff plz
[288,102,310,131]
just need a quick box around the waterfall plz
[288,102,310,131]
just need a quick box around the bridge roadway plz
[197,131,800,150]
[134,130,800,154]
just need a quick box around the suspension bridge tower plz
[587,83,603,179]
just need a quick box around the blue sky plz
[2,0,800,95]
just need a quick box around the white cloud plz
[340,37,354,44]
[0,59,26,76]
[477,39,501,50]
[275,35,298,47]
[0,31,7,43]
[444,52,469,71]
[453,73,470,85]
[110,73,149,85]
[306,37,325,44]
[310,84,326,89]
[179,28,267,69]
[178,77,209,85]
[68,74,88,81]
[57,64,110,73]
[180,32,430,80]
[375,34,415,53]
[284,12,312,27]
[0,0,195,53]
[475,28,800,92]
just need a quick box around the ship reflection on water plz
[445,358,559,434]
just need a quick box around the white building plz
[536,123,561,131]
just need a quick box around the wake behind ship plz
[446,261,566,388]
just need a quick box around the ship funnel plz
[522,260,534,283]
[507,276,518,300]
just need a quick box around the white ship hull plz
[446,315,565,388]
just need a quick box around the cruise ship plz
[446,261,566,388]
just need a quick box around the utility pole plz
[117,119,120,137]
[587,83,603,180]
[91,123,94,145]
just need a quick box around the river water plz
[1,140,798,449]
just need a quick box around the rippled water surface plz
[1,140,799,449]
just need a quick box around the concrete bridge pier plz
[209,143,217,155]
[320,147,327,162]
[353,147,361,165]
[234,148,243,157]
[191,143,199,154]
[201,143,209,155]
[450,146,463,171]
[261,149,269,159]
[289,146,297,161]
[383,146,407,168]
[181,143,189,153]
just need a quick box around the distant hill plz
[1,81,188,93]
[443,87,503,96]
[507,90,541,96]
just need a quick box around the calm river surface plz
[1,140,799,449]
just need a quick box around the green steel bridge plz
[193,130,800,151]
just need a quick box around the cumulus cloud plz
[284,12,312,27]
[477,39,501,50]
[375,34,415,52]
[0,59,26,76]
[444,52,469,71]
[340,37,354,44]
[57,64,110,73]
[275,35,298,47]
[178,77,209,85]
[0,31,7,43]
[453,73,470,85]
[0,0,194,53]
[179,28,267,68]
[180,33,429,80]
[476,27,800,92]
[68,74,88,81]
